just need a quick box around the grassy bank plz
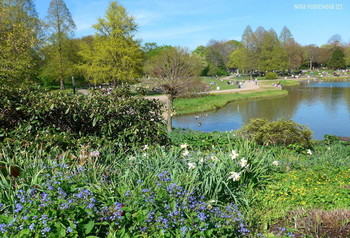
[174,89,288,115]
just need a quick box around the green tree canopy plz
[45,0,76,89]
[0,0,41,86]
[258,29,288,72]
[78,1,143,86]
[328,47,346,70]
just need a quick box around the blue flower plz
[41,226,51,234]
[29,223,35,231]
[66,226,73,233]
[14,203,23,213]
[0,223,7,233]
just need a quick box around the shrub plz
[265,72,278,80]
[237,118,312,147]
[0,86,169,148]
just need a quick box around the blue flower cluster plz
[130,171,250,237]
[0,163,108,237]
[0,164,251,237]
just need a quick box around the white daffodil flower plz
[228,172,241,181]
[306,149,312,155]
[188,162,196,170]
[230,150,239,160]
[238,158,248,168]
[180,143,189,149]
[182,150,190,156]
[272,161,279,166]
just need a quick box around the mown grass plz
[201,77,239,90]
[174,90,288,115]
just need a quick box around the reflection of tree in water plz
[235,89,299,124]
[173,81,350,135]
[235,82,350,125]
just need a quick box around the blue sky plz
[34,0,349,50]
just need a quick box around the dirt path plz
[145,77,261,102]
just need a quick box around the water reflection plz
[173,81,350,139]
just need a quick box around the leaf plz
[92,117,97,127]
[84,220,95,234]
[117,228,126,237]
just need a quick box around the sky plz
[34,0,349,50]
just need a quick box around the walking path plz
[145,77,260,103]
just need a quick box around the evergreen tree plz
[45,0,76,89]
[78,1,142,86]
[328,48,346,69]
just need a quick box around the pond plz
[173,80,350,140]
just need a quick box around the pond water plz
[173,80,350,140]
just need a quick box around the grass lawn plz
[201,77,239,90]
[174,89,287,115]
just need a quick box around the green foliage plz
[170,130,235,151]
[0,0,41,86]
[0,86,168,148]
[238,118,312,147]
[77,1,143,86]
[265,72,278,79]
[328,47,346,70]
[45,0,76,90]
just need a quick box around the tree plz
[279,26,293,45]
[145,47,205,132]
[227,48,253,74]
[284,39,303,70]
[240,25,258,77]
[40,38,83,86]
[78,1,143,86]
[258,29,288,72]
[344,44,350,67]
[205,40,240,75]
[304,44,319,70]
[242,25,257,51]
[45,0,76,89]
[278,27,304,70]
[0,0,41,86]
[327,34,343,48]
[328,47,346,69]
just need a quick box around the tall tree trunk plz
[309,59,312,70]
[58,42,65,90]
[166,95,173,132]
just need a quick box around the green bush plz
[265,72,278,79]
[237,118,312,147]
[0,86,169,148]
